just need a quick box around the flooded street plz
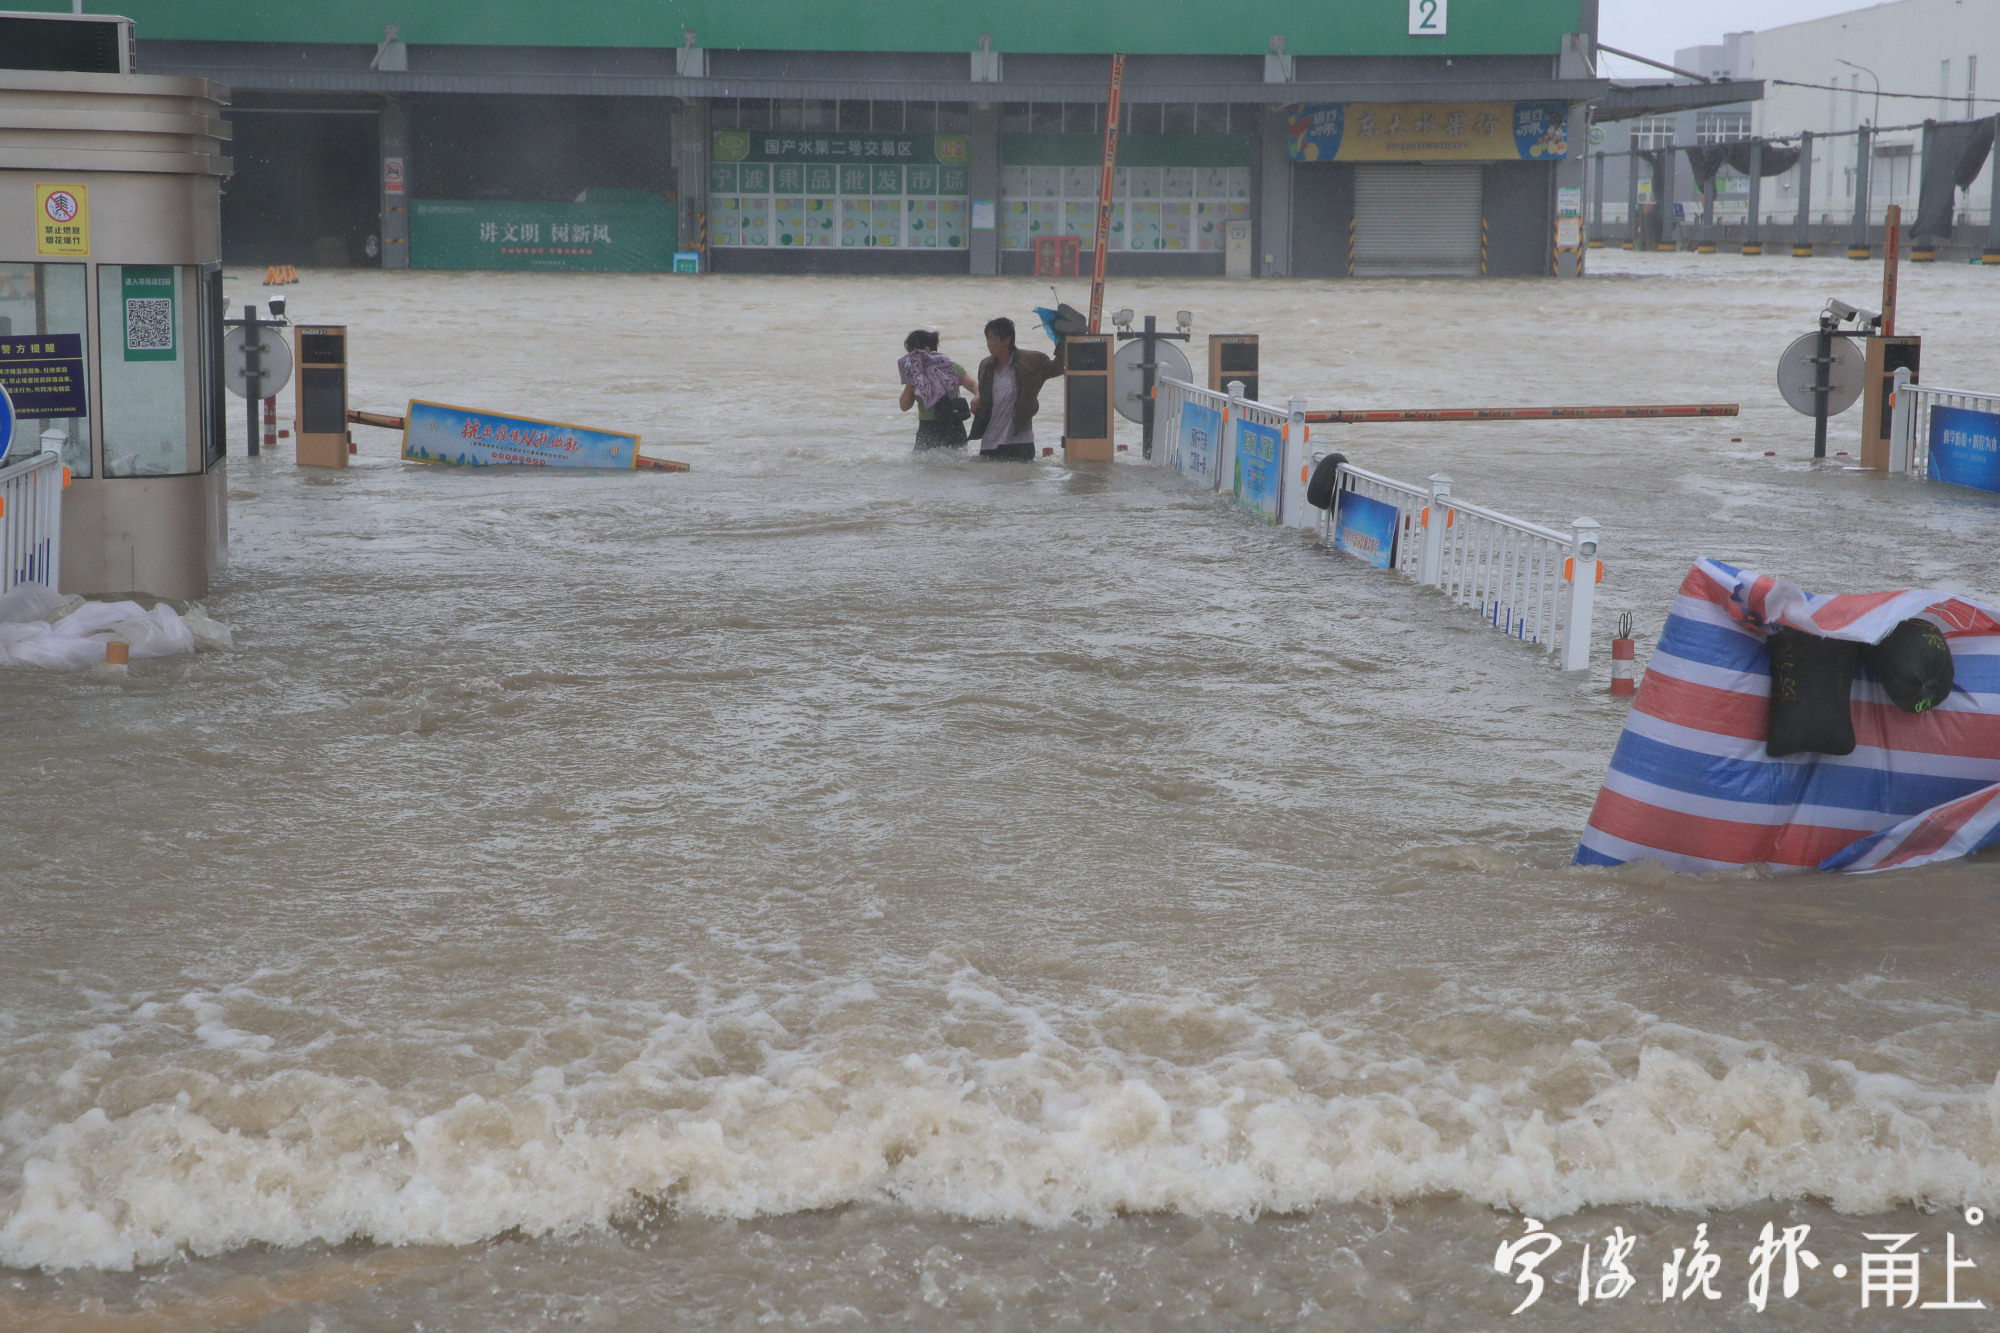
[5,252,2000,1328]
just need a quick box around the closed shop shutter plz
[1352,164,1484,277]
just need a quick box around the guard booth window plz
[0,262,93,477]
[97,263,199,477]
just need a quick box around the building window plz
[1000,148,1251,254]
[1695,112,1750,144]
[709,130,971,250]
[1629,116,1676,151]
[0,262,92,477]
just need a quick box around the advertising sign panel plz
[402,400,639,469]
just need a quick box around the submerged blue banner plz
[1233,420,1282,522]
[1930,405,2000,493]
[1177,401,1221,485]
[1333,491,1400,569]
[402,400,640,469]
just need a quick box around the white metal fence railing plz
[1154,376,1600,671]
[0,447,65,597]
[1889,368,2000,481]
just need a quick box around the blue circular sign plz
[0,381,15,469]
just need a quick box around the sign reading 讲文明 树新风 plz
[1334,491,1401,570]
[409,196,677,272]
[1233,419,1283,523]
[1285,102,1569,162]
[0,334,88,420]
[1929,405,2000,493]
[401,400,639,470]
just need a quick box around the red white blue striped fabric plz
[1576,558,2000,876]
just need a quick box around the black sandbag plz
[1305,452,1349,510]
[1765,629,1858,757]
[1861,617,1954,713]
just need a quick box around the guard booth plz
[0,13,231,600]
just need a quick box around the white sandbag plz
[0,590,229,670]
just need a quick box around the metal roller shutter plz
[1352,165,1484,277]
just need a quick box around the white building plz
[1748,0,1995,232]
[1591,0,1996,247]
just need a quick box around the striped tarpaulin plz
[1575,559,2000,876]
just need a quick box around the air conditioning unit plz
[0,11,138,75]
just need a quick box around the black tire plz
[1305,452,1349,510]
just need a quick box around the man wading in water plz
[969,316,1066,462]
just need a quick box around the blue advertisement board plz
[1929,405,2000,493]
[1233,419,1282,522]
[402,400,640,469]
[1333,491,1400,570]
[1177,401,1220,484]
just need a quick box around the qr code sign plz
[125,298,174,351]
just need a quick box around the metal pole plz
[1745,140,1763,253]
[1794,130,1815,256]
[243,304,261,458]
[1881,201,1900,336]
[1592,149,1605,245]
[1627,148,1640,248]
[1850,124,1873,258]
[1140,314,1157,459]
[1812,325,1832,459]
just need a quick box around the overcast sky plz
[1597,0,1878,71]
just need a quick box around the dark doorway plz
[1290,162,1355,277]
[223,108,381,268]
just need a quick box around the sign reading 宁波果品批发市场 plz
[1334,491,1401,570]
[1929,405,2000,493]
[1233,419,1283,523]
[0,334,88,421]
[1285,102,1568,163]
[401,400,639,470]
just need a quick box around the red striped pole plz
[1086,54,1124,335]
[1301,403,1739,424]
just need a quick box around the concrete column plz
[1658,143,1676,249]
[1591,149,1605,245]
[1258,107,1292,276]
[1698,176,1716,253]
[673,98,709,258]
[1987,114,2000,262]
[1850,124,1873,258]
[1744,140,1763,253]
[1793,130,1814,255]
[1554,106,1586,276]
[379,94,409,269]
[1626,148,1640,248]
[967,102,1001,276]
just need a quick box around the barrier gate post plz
[1418,473,1452,587]
[1564,518,1602,672]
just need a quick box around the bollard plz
[1610,613,1636,696]
[262,396,279,450]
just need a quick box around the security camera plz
[267,295,287,319]
[1175,309,1193,331]
[1856,308,1882,330]
[1824,298,1858,321]
[1111,308,1134,330]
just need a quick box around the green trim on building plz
[1002,135,1253,168]
[15,0,1582,55]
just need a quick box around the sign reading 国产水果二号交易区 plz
[1233,419,1283,522]
[1285,102,1568,163]
[410,196,677,272]
[401,400,640,470]
[0,334,88,421]
[1929,405,2000,493]
[1334,491,1401,570]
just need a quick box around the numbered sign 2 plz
[1409,0,1446,35]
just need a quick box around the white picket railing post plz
[1563,518,1601,672]
[1418,472,1451,587]
[1887,366,1914,474]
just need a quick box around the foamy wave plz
[6,981,1999,1270]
